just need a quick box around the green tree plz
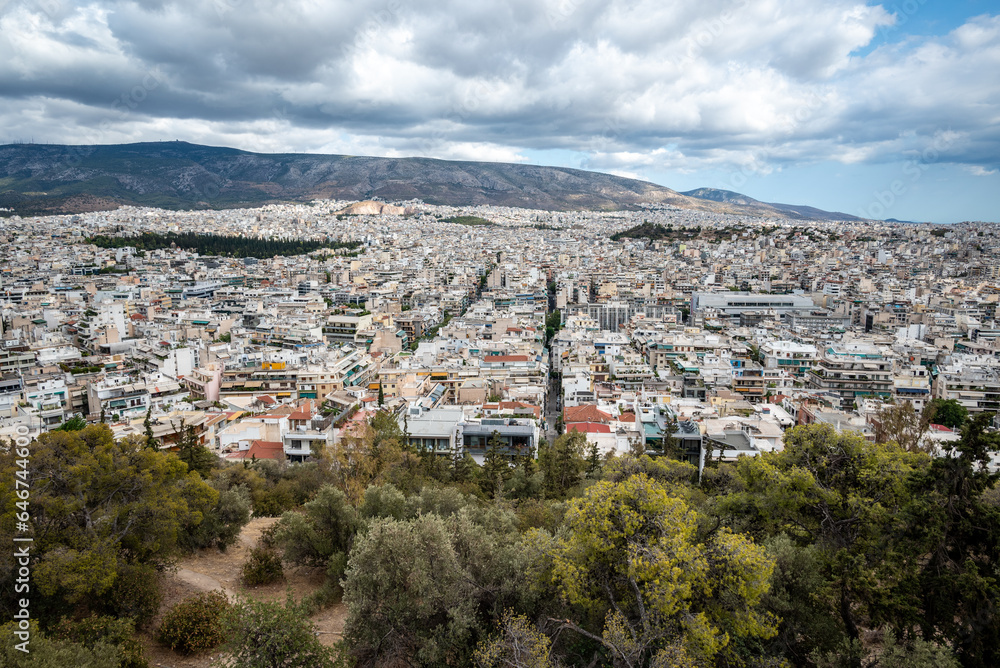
[899,413,1000,666]
[273,485,360,607]
[0,425,218,622]
[927,398,968,430]
[0,621,121,668]
[142,406,156,449]
[342,507,533,667]
[175,421,216,478]
[218,595,336,668]
[540,431,587,499]
[475,611,558,668]
[377,382,384,406]
[54,414,88,432]
[548,474,778,666]
[482,430,511,497]
[717,424,925,654]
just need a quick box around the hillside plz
[1,141,854,218]
[681,187,862,221]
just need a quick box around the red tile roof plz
[567,423,612,434]
[227,440,285,460]
[564,404,614,424]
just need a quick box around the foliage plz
[53,414,88,431]
[217,595,336,668]
[180,484,253,552]
[342,506,534,667]
[873,400,936,452]
[156,591,231,655]
[548,474,778,666]
[927,398,968,429]
[539,431,588,499]
[0,425,218,622]
[717,425,922,649]
[475,610,560,668]
[176,422,217,478]
[87,231,359,259]
[441,215,495,226]
[897,413,1000,666]
[0,621,121,668]
[53,614,148,668]
[105,563,163,630]
[241,546,284,587]
[273,485,360,607]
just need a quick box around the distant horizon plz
[4,138,991,225]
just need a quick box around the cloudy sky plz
[1,0,998,222]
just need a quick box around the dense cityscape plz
[3,0,1000,664]
[3,202,998,459]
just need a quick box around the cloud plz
[0,0,997,184]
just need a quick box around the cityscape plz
[2,0,1000,666]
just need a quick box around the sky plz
[1,0,998,223]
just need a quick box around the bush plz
[218,595,336,668]
[0,621,121,668]
[253,483,297,517]
[106,563,163,630]
[241,547,284,587]
[54,615,148,668]
[156,591,231,655]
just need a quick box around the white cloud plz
[0,0,997,183]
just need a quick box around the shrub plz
[241,547,284,587]
[156,591,231,655]
[0,621,121,668]
[106,563,163,630]
[218,595,335,668]
[54,615,148,668]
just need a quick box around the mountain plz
[681,187,862,222]
[0,141,854,219]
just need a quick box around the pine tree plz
[143,405,156,449]
[377,382,385,406]
[482,430,510,497]
[586,441,602,477]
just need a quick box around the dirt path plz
[142,517,348,667]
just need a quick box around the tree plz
[717,424,926,655]
[143,405,156,449]
[54,414,87,432]
[175,421,215,478]
[342,507,533,667]
[927,398,968,430]
[0,621,121,668]
[475,611,559,668]
[873,400,936,453]
[218,595,336,668]
[899,413,1000,666]
[273,485,360,607]
[482,430,511,497]
[540,431,587,499]
[548,474,778,667]
[0,425,218,622]
[377,382,385,406]
[657,416,681,460]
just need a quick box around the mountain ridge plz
[0,141,858,220]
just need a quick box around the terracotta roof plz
[227,440,285,460]
[563,404,614,424]
[567,423,612,434]
[618,412,636,422]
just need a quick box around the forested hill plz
[2,141,855,218]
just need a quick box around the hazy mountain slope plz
[681,187,861,221]
[0,142,854,219]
